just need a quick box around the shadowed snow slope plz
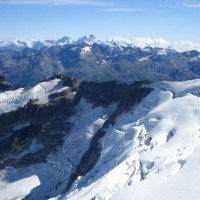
[60,79,200,200]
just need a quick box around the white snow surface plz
[0,78,68,114]
[58,79,200,200]
[0,175,40,200]
[113,147,200,200]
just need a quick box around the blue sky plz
[0,0,200,41]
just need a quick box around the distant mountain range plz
[0,34,200,86]
[0,34,105,51]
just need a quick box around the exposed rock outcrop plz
[0,74,12,91]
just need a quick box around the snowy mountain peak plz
[76,34,96,44]
[111,37,135,47]
[0,39,30,50]
[0,36,73,51]
[56,36,73,45]
[1,35,200,52]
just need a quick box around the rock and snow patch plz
[139,56,149,62]
[0,98,117,200]
[80,46,91,56]
[157,49,168,55]
[17,139,44,159]
[0,78,68,114]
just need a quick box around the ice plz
[17,139,44,159]
[113,147,200,200]
[13,121,31,131]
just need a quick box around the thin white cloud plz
[130,37,200,52]
[182,2,200,8]
[0,0,108,6]
[106,36,200,51]
[105,8,148,12]
[132,37,171,49]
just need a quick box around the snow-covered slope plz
[59,79,200,200]
[0,78,200,200]
[0,78,67,114]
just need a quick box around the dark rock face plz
[0,48,64,86]
[80,81,128,107]
[0,74,12,91]
[0,75,153,194]
[0,42,200,87]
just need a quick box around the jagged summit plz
[56,36,72,45]
[76,34,96,44]
[0,35,98,50]
[1,34,200,52]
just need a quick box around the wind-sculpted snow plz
[152,79,200,93]
[60,80,200,200]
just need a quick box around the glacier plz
[0,78,200,200]
[59,79,200,200]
